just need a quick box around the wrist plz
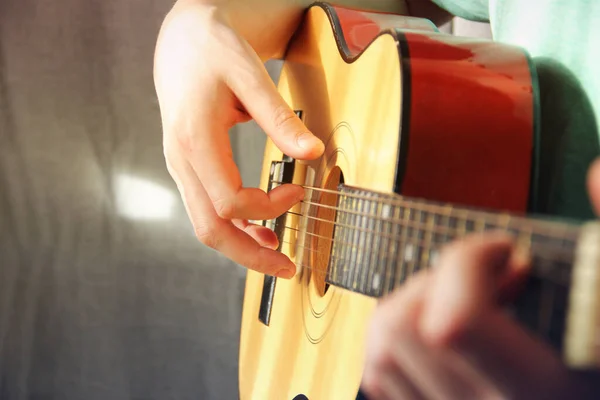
[220,0,311,59]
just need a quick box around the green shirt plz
[431,0,600,221]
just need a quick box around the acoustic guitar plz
[239,3,600,399]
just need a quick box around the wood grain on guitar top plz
[239,3,539,399]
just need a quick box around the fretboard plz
[323,185,580,350]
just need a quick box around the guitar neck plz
[322,185,581,350]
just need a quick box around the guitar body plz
[240,3,537,399]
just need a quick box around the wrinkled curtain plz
[0,1,262,399]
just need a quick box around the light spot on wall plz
[114,174,176,221]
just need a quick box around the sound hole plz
[311,167,344,296]
[293,395,308,400]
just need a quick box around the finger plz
[233,219,279,250]
[391,330,493,400]
[415,234,575,398]
[362,274,431,400]
[420,233,528,346]
[449,310,572,399]
[587,157,600,215]
[381,274,490,400]
[175,71,307,221]
[370,372,425,400]
[392,338,494,400]
[224,33,325,160]
[173,156,296,277]
[157,15,310,223]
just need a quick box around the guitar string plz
[281,240,570,287]
[261,184,575,320]
[278,226,572,286]
[281,224,575,265]
[277,211,577,262]
[300,198,574,239]
[285,209,578,255]
[283,244,425,295]
[263,180,579,283]
[269,180,580,238]
[283,251,579,332]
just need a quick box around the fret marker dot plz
[382,204,392,218]
[430,250,439,266]
[404,244,414,262]
[372,274,381,290]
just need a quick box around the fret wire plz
[363,197,377,294]
[458,209,468,236]
[325,193,333,283]
[355,194,367,291]
[393,207,403,287]
[355,195,366,291]
[422,210,435,270]
[288,259,586,296]
[359,193,376,292]
[369,200,379,294]
[328,194,336,283]
[347,196,357,291]
[346,194,355,289]
[442,205,452,244]
[371,197,381,293]
[328,195,336,283]
[417,210,426,272]
[362,197,370,293]
[476,216,486,233]
[365,195,374,293]
[332,195,341,286]
[399,206,411,285]
[297,199,577,241]
[407,209,416,277]
[331,197,339,286]
[375,202,388,296]
[284,240,572,287]
[409,209,421,276]
[498,213,512,232]
[383,204,397,295]
[374,198,384,293]
[339,194,349,286]
[347,195,357,290]
[539,278,555,339]
[328,194,339,283]
[270,184,582,301]
[339,195,350,289]
[345,194,355,287]
[269,181,577,239]
[296,187,310,273]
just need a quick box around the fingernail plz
[275,268,295,279]
[511,246,531,271]
[297,189,306,201]
[297,132,323,151]
[265,241,279,251]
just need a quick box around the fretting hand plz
[360,160,600,400]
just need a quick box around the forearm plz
[168,0,451,60]
[327,0,409,14]
[316,1,452,25]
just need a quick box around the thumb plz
[225,38,324,160]
[587,157,600,215]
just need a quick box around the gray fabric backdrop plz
[0,1,487,398]
[0,1,262,398]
